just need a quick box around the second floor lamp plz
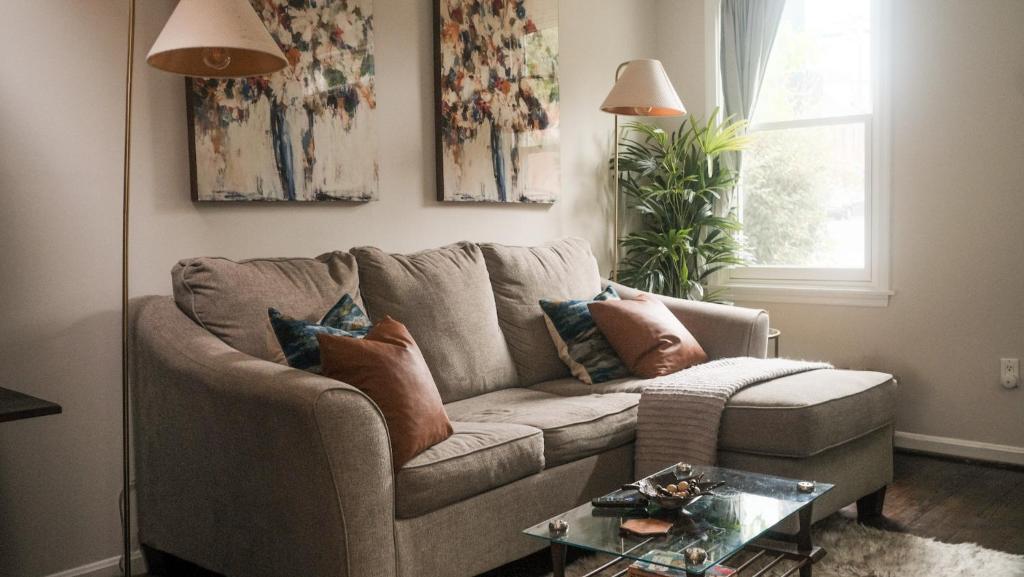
[600,59,687,280]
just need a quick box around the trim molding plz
[43,551,143,577]
[895,431,1024,467]
[710,283,893,307]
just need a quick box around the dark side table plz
[768,328,781,358]
[0,387,62,423]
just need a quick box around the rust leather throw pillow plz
[587,294,708,378]
[317,317,453,469]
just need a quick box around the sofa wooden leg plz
[142,544,223,576]
[141,544,169,576]
[856,486,887,523]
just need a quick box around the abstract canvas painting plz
[434,0,560,203]
[187,0,378,202]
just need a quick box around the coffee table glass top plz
[523,465,832,575]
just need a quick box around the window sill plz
[709,282,893,307]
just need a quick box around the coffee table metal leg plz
[798,504,814,577]
[551,542,567,577]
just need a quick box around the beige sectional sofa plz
[131,239,896,577]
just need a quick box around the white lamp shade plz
[146,0,288,78]
[600,59,686,117]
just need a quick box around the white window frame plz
[705,0,893,307]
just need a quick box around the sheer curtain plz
[719,0,786,177]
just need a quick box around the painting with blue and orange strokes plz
[187,0,378,202]
[435,0,560,203]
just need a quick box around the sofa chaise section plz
[531,369,897,526]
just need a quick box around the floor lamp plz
[599,59,687,281]
[120,0,286,573]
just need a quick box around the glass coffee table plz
[524,465,832,577]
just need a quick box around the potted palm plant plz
[616,110,750,303]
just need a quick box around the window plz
[708,0,892,306]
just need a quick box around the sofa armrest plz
[604,281,770,359]
[130,296,396,577]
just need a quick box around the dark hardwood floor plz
[143,452,1024,576]
[842,451,1024,555]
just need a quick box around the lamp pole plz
[120,1,136,574]
[118,1,287,573]
[611,61,628,282]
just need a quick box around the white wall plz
[659,0,1024,454]
[0,1,660,575]
[656,0,708,118]
[5,1,1022,574]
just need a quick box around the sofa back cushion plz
[351,243,519,402]
[479,238,603,386]
[171,253,361,362]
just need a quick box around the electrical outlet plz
[1001,358,1019,389]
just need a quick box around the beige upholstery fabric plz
[444,388,638,467]
[134,260,893,577]
[605,281,770,360]
[396,422,544,518]
[131,296,395,577]
[394,444,635,577]
[171,252,360,362]
[352,243,518,402]
[536,370,896,459]
[719,425,894,532]
[480,239,603,386]
[719,370,897,458]
[531,376,648,396]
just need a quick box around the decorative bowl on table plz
[628,470,725,513]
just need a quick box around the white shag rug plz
[553,518,1024,577]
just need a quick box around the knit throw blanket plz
[635,357,833,477]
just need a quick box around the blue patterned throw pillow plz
[540,286,629,384]
[269,294,372,373]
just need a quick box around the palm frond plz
[614,113,750,301]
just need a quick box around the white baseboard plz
[895,431,1024,466]
[44,551,144,577]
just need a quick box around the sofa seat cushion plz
[531,376,649,396]
[396,422,544,518]
[444,388,639,467]
[719,369,897,458]
[352,243,519,403]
